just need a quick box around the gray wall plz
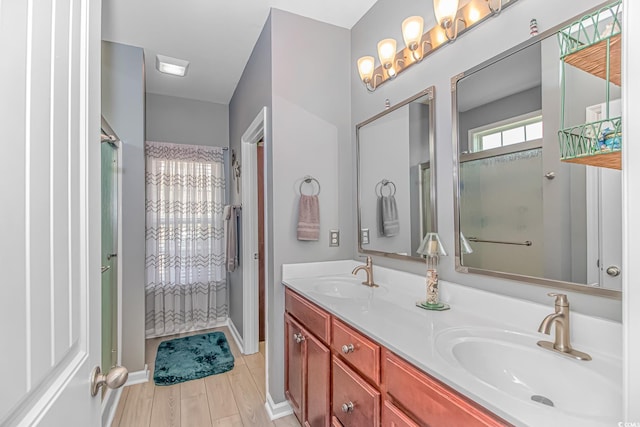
[351,0,621,321]
[228,9,352,405]
[101,41,146,372]
[146,93,229,146]
[269,9,352,403]
[228,15,273,338]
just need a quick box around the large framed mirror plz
[452,2,622,297]
[356,87,436,261]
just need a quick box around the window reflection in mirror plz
[357,87,436,262]
[453,3,622,297]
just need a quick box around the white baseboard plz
[265,393,293,420]
[125,365,150,386]
[101,387,123,427]
[227,318,245,354]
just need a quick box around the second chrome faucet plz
[537,293,591,361]
[352,256,378,287]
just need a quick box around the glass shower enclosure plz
[101,119,119,376]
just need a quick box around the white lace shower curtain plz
[145,141,227,338]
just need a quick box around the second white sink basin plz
[310,276,387,299]
[436,327,621,421]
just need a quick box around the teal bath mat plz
[154,331,235,386]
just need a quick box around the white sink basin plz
[436,328,621,421]
[310,276,387,299]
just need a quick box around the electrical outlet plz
[329,230,340,247]
[361,228,370,245]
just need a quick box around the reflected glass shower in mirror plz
[452,3,622,296]
[357,87,436,261]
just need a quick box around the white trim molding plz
[101,387,123,427]
[240,107,269,356]
[125,365,150,386]
[227,317,245,354]
[265,393,293,420]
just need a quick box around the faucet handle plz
[547,293,569,307]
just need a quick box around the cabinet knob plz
[341,401,355,413]
[341,344,355,354]
[293,333,305,344]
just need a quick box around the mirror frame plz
[356,86,436,262]
[450,4,621,299]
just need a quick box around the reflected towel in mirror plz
[379,195,399,237]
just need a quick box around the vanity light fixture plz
[156,54,190,77]
[402,16,428,61]
[356,0,517,92]
[434,0,465,41]
[377,38,398,78]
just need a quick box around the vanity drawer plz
[384,351,510,427]
[382,401,419,427]
[285,288,331,343]
[332,356,381,427]
[332,318,380,385]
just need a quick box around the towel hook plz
[299,175,321,196]
[375,179,396,197]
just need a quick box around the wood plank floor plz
[112,326,300,427]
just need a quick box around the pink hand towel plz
[297,195,320,241]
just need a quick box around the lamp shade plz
[433,0,460,25]
[417,232,448,257]
[460,232,474,255]
[377,38,397,68]
[357,56,375,83]
[402,16,424,50]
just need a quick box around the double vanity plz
[282,260,621,426]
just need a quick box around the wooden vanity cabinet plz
[285,288,509,427]
[285,291,331,427]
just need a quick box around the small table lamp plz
[416,232,448,310]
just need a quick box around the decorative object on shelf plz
[416,232,449,310]
[356,0,516,91]
[557,0,622,169]
[529,18,538,37]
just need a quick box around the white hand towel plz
[297,195,320,241]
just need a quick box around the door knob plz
[606,266,621,277]
[91,365,128,396]
[293,333,305,344]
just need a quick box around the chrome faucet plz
[352,256,378,287]
[537,293,591,361]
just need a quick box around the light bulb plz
[377,38,397,69]
[433,0,460,27]
[402,16,424,51]
[357,56,375,83]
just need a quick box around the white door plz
[0,0,103,426]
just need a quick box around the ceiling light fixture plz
[356,0,514,92]
[156,54,190,77]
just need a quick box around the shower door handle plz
[107,253,117,260]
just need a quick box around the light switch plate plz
[329,230,340,247]
[361,228,370,245]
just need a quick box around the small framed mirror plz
[356,87,436,261]
[451,2,622,298]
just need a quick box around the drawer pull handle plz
[293,333,305,344]
[341,344,355,354]
[341,401,355,413]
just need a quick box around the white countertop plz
[282,260,622,427]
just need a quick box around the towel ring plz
[376,179,396,197]
[299,175,321,196]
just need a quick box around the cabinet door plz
[306,332,331,427]
[285,313,305,423]
[382,401,419,427]
[332,356,381,427]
